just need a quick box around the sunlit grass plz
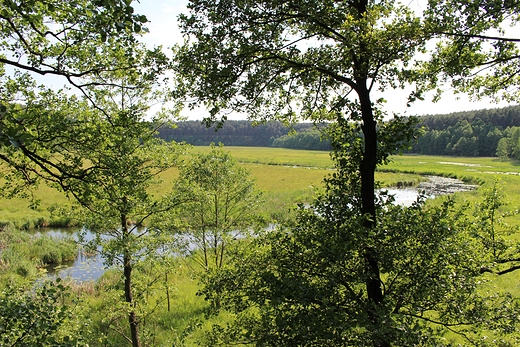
[192,145,333,168]
[4,149,520,345]
[384,155,520,183]
[3,149,520,228]
[0,181,71,229]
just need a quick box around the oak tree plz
[175,1,433,345]
[175,1,520,345]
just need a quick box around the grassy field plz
[1,147,520,228]
[3,147,520,345]
[384,154,520,211]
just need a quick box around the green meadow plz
[384,155,520,211]
[2,147,520,345]
[2,147,520,228]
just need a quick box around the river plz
[41,176,476,282]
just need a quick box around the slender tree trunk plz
[166,273,171,312]
[124,252,140,347]
[202,228,209,271]
[122,214,140,347]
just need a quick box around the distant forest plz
[158,105,520,157]
[411,105,520,157]
[157,120,332,150]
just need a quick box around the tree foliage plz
[271,128,332,151]
[158,120,320,148]
[395,106,520,157]
[424,0,520,101]
[174,145,262,273]
[199,126,520,346]
[175,0,433,123]
[0,0,146,86]
[0,0,166,197]
[0,279,85,347]
[160,107,520,156]
[175,2,445,345]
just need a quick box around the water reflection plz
[39,189,422,283]
[383,188,428,207]
[40,180,467,282]
[45,249,106,282]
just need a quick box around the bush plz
[14,260,36,278]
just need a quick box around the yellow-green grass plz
[383,155,520,184]
[3,148,520,228]
[192,145,334,169]
[0,181,72,229]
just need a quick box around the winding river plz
[41,175,476,282]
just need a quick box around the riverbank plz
[0,227,78,283]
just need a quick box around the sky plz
[133,0,515,121]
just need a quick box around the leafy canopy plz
[175,0,432,125]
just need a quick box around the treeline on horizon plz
[158,120,333,150]
[158,105,520,157]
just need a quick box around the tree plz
[174,145,261,273]
[0,0,152,198]
[175,4,434,344]
[475,180,520,275]
[497,137,510,158]
[59,62,184,347]
[199,125,520,346]
[175,1,520,345]
[173,145,262,311]
[76,117,184,347]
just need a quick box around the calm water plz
[384,188,428,206]
[37,228,107,282]
[40,188,427,282]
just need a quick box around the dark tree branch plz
[440,32,520,43]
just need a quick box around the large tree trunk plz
[358,82,388,347]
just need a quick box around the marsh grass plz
[80,257,221,346]
[3,149,518,345]
[0,228,78,282]
[3,149,520,228]
[192,145,333,168]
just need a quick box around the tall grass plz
[79,257,221,346]
[2,148,520,228]
[0,228,78,282]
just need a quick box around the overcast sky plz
[134,0,514,121]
